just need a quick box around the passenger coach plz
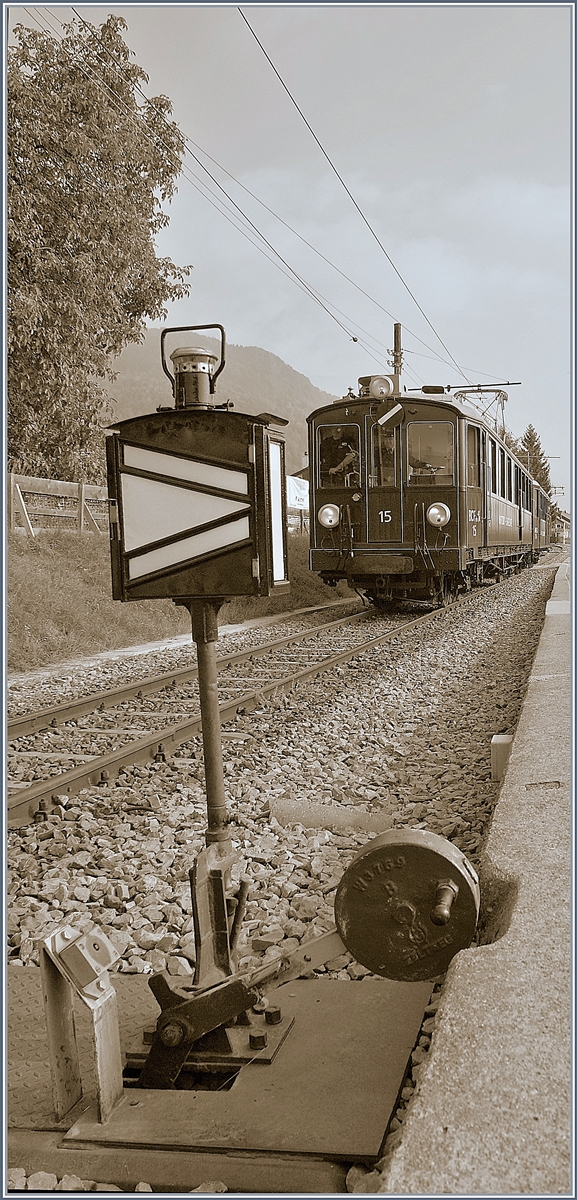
[308,347,550,607]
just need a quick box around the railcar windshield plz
[407,422,454,485]
[369,424,397,486]
[317,424,361,488]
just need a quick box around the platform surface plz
[377,558,572,1196]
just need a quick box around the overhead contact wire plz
[33,8,495,389]
[30,7,362,344]
[236,3,470,384]
[67,5,485,382]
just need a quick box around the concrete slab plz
[377,561,572,1196]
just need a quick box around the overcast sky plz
[9,3,573,500]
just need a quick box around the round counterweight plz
[334,829,480,982]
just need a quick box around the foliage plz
[8,14,191,482]
[8,530,352,672]
[518,425,552,494]
[504,424,552,494]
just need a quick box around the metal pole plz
[187,598,230,853]
[393,323,403,378]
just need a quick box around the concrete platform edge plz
[376,560,572,1196]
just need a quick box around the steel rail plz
[8,607,368,740]
[7,591,480,828]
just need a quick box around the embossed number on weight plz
[352,854,406,892]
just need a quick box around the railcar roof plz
[307,392,486,424]
[308,393,545,488]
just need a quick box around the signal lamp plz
[318,504,340,528]
[426,502,451,528]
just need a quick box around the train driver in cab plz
[320,426,359,486]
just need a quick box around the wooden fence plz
[8,474,109,536]
[7,473,310,537]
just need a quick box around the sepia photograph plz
[5,3,573,1196]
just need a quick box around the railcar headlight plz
[318,503,340,528]
[426,502,451,528]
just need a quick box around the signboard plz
[107,409,289,601]
[287,476,309,511]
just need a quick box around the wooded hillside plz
[104,329,339,475]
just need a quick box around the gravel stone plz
[26,1172,59,1190]
[7,1167,27,1189]
[189,1183,228,1193]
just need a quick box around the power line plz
[28,7,369,344]
[67,4,493,384]
[17,8,499,391]
[65,6,441,376]
[238,7,472,384]
[32,6,380,346]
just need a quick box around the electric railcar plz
[308,365,550,607]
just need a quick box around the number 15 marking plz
[379,510,392,523]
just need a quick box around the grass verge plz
[8,530,352,673]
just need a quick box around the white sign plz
[287,476,309,511]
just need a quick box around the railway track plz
[7,588,493,828]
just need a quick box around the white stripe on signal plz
[128,516,251,580]
[121,474,250,552]
[123,444,248,495]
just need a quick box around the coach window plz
[489,438,497,493]
[370,424,396,486]
[506,456,513,502]
[407,422,454,484]
[467,425,481,487]
[317,424,361,488]
[499,448,506,498]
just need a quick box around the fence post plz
[78,482,86,532]
[14,479,35,537]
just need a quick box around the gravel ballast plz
[7,562,560,1191]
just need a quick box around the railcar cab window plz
[370,424,396,487]
[407,422,454,485]
[318,424,361,488]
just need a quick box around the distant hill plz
[104,329,339,475]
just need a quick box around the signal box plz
[106,407,289,602]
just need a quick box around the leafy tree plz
[8,14,191,482]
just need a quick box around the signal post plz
[106,324,290,985]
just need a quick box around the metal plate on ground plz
[64,979,432,1161]
[7,968,158,1130]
